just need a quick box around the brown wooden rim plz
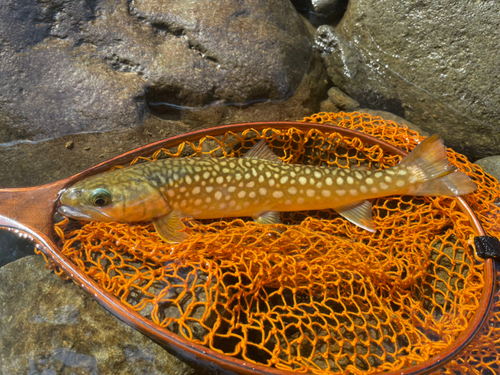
[0,121,494,375]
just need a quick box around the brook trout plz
[58,135,476,242]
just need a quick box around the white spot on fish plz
[366,178,373,185]
[360,186,368,193]
[238,191,246,198]
[306,189,315,197]
[249,191,256,198]
[299,177,307,185]
[280,176,288,184]
[285,199,292,205]
[247,181,255,188]
[316,182,322,188]
[354,171,362,179]
[194,174,200,182]
[336,190,346,196]
[370,187,378,194]
[273,191,283,198]
[194,199,202,205]
[245,173,251,179]
[214,191,222,200]
[305,168,311,174]
[297,197,305,204]
[265,171,272,178]
[206,186,214,193]
[219,203,226,209]
[380,182,389,190]
[259,187,267,195]
[347,177,354,184]
[192,187,201,194]
[374,172,383,178]
[326,177,333,186]
[349,189,358,196]
[216,176,224,184]
[314,171,322,179]
[269,179,275,186]
[244,201,250,208]
[384,176,392,183]
[180,187,187,193]
[167,190,175,198]
[288,186,297,194]
[228,186,236,193]
[258,175,265,183]
[203,171,210,179]
[229,200,236,207]
[337,177,344,185]
[235,173,242,181]
[309,178,315,185]
[397,169,407,175]
[396,180,405,187]
[322,190,331,197]
[185,175,192,184]
[222,168,230,174]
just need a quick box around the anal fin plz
[335,200,375,232]
[153,210,188,243]
[253,211,281,225]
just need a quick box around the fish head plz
[58,170,170,223]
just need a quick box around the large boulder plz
[0,0,327,188]
[315,0,500,160]
[0,255,209,374]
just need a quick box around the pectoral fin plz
[153,210,188,243]
[335,200,375,232]
[253,211,281,225]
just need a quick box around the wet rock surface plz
[316,0,500,160]
[0,0,328,188]
[475,156,500,183]
[0,255,211,375]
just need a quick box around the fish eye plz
[89,188,111,207]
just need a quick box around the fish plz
[58,134,477,242]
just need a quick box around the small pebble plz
[84,146,91,151]
[65,141,74,149]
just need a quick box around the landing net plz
[45,112,500,374]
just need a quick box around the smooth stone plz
[315,0,500,161]
[475,156,500,183]
[0,255,210,374]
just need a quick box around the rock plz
[0,0,311,144]
[319,99,340,113]
[0,255,209,374]
[475,156,500,183]
[290,0,348,26]
[315,1,500,161]
[0,0,330,189]
[327,87,360,111]
[0,230,35,268]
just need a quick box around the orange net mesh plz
[46,112,500,374]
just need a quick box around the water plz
[0,229,36,268]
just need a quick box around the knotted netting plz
[43,112,500,374]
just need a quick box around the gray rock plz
[0,0,311,144]
[0,255,210,374]
[319,99,340,113]
[315,1,500,161]
[0,0,331,189]
[475,156,500,183]
[327,87,360,111]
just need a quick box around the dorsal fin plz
[243,140,282,163]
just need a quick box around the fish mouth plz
[57,205,94,221]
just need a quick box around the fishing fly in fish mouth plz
[57,134,477,243]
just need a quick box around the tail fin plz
[399,134,477,197]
